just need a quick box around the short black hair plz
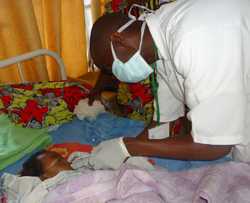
[90,12,130,71]
[20,150,46,177]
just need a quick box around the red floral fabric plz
[0,81,91,128]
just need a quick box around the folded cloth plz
[74,99,105,120]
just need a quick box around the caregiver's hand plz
[69,138,130,170]
[68,138,155,170]
[67,151,91,169]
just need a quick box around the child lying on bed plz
[20,150,73,180]
[19,148,154,181]
[1,151,82,202]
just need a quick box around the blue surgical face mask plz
[111,21,153,83]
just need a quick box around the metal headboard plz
[0,49,67,82]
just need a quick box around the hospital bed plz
[0,49,250,203]
[0,49,67,82]
[0,49,145,175]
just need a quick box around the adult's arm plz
[124,132,232,161]
[130,117,232,161]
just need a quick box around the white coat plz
[145,0,250,161]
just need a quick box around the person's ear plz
[110,32,136,53]
[111,32,126,48]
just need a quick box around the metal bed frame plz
[0,49,67,82]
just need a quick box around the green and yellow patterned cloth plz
[0,114,52,170]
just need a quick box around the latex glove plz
[67,152,91,170]
[67,152,90,163]
[69,138,130,170]
[68,138,155,171]
[90,137,131,170]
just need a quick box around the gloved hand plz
[67,151,91,170]
[67,151,90,163]
[68,138,154,170]
[68,137,130,170]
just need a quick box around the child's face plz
[38,151,72,180]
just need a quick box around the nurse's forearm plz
[123,134,232,161]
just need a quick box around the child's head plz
[20,150,72,180]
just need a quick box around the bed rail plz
[0,49,67,82]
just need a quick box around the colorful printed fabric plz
[117,78,154,125]
[105,0,160,14]
[0,81,91,128]
[105,0,128,13]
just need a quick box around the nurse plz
[70,0,250,170]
